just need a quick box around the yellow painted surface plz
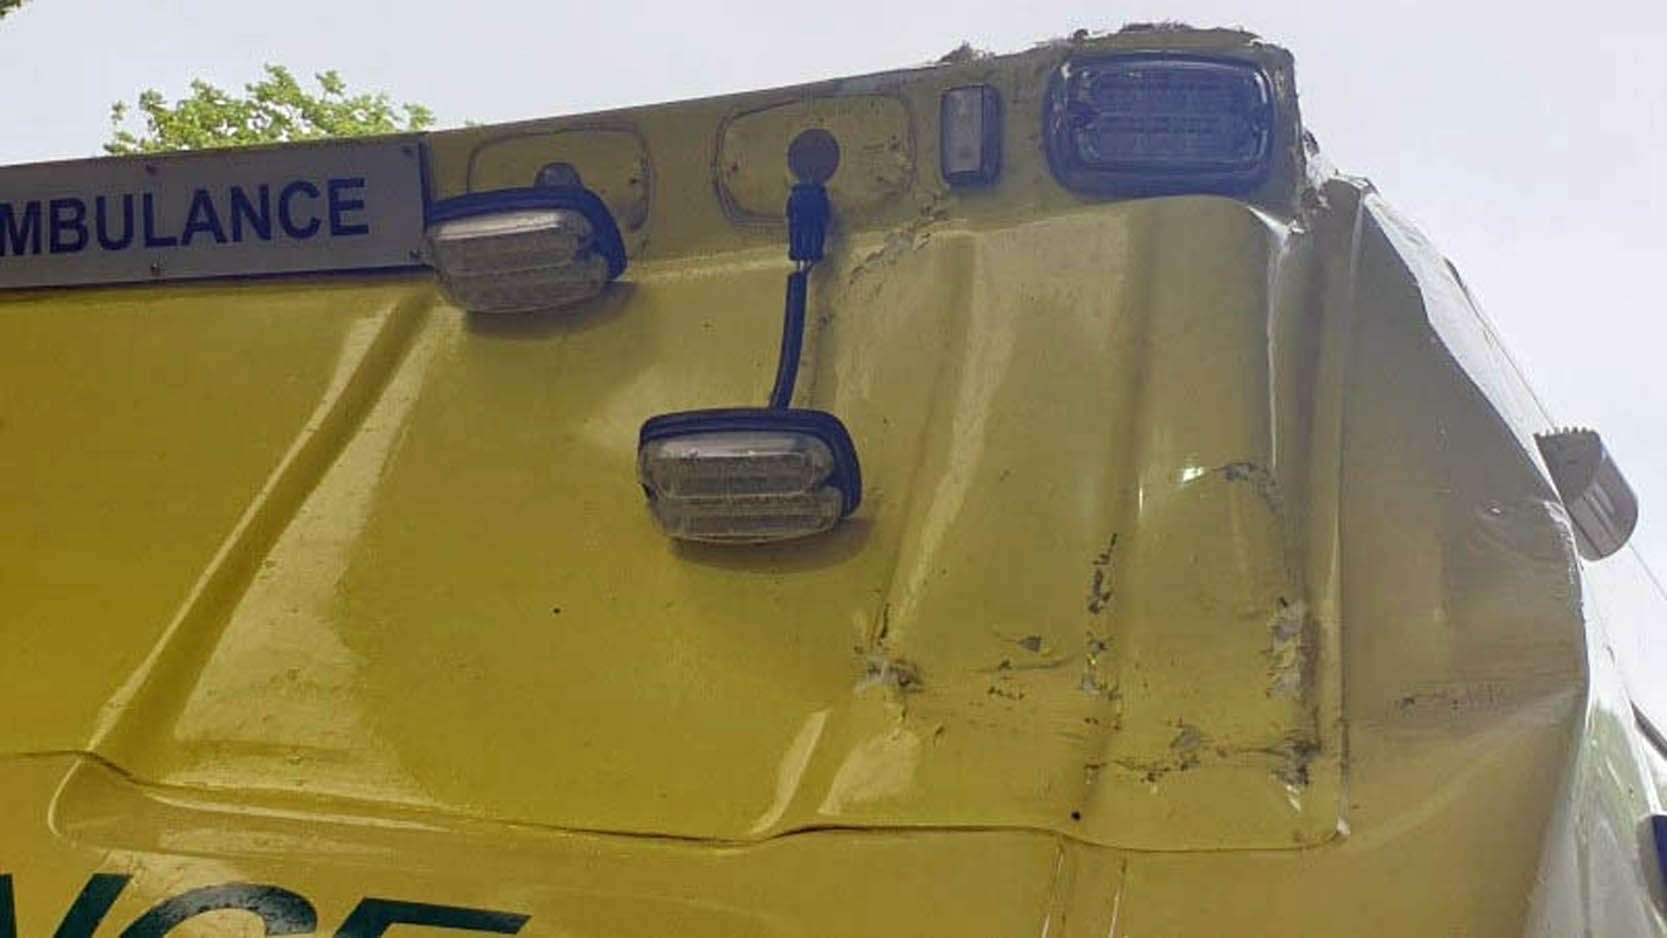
[0,280,429,753]
[85,199,1341,850]
[3,25,1664,937]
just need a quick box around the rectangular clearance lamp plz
[1044,54,1275,197]
[425,186,626,314]
[1536,428,1640,561]
[941,85,1002,187]
[638,409,861,543]
[638,127,862,545]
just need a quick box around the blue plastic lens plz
[1045,55,1275,196]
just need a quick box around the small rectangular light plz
[940,85,1002,187]
[649,488,847,543]
[1044,54,1275,197]
[1536,428,1640,561]
[425,187,626,314]
[638,409,862,544]
[642,431,836,498]
[428,210,607,313]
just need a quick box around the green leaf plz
[105,64,437,155]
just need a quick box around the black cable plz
[767,182,831,409]
[768,267,810,409]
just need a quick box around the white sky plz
[2,0,1664,567]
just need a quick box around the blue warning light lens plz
[1045,55,1275,197]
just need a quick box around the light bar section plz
[642,431,837,498]
[638,409,862,544]
[1045,54,1275,196]
[426,186,627,314]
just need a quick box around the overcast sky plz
[2,0,1663,568]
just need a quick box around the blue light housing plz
[638,408,862,543]
[1044,54,1275,197]
[425,186,626,314]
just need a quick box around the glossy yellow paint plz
[3,25,1665,938]
[0,279,430,753]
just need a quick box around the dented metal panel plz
[1,23,1665,938]
[63,196,1338,851]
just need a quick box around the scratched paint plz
[1,24,1662,938]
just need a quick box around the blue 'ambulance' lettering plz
[142,193,176,248]
[96,195,134,250]
[231,185,272,242]
[278,180,321,239]
[328,178,370,237]
[181,189,226,246]
[0,176,374,259]
[0,201,41,257]
[49,199,87,254]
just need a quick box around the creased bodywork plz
[73,196,1342,851]
[3,25,1665,938]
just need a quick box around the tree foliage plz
[106,65,435,155]
[0,0,25,20]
